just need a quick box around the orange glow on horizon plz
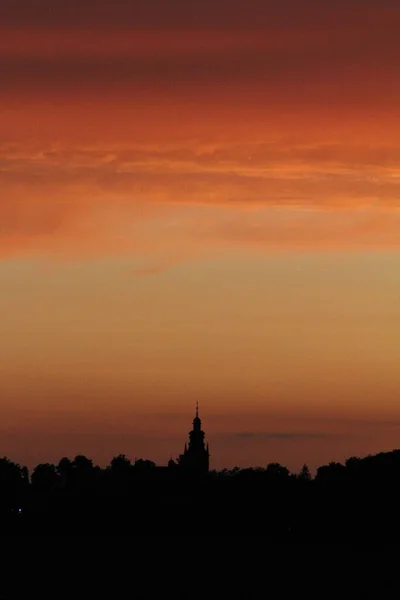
[1,0,399,471]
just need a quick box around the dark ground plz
[1,539,398,600]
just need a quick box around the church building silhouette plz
[177,403,210,473]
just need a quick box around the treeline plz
[2,449,400,538]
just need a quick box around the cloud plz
[232,431,338,440]
[0,0,399,106]
[0,139,399,260]
[1,0,398,30]
[2,140,400,204]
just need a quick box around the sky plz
[1,0,400,472]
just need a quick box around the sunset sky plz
[1,0,400,472]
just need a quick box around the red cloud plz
[1,138,399,260]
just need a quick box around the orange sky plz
[1,0,400,471]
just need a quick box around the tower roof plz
[193,403,201,430]
[180,403,209,472]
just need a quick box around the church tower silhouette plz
[179,403,210,473]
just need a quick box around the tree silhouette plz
[0,457,28,510]
[316,461,345,483]
[298,464,312,481]
[2,443,400,540]
[73,455,94,471]
[265,463,290,482]
[72,455,98,492]
[133,459,156,472]
[108,454,133,491]
[31,463,59,493]
[57,457,73,489]
[110,454,132,473]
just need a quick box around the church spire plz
[179,404,210,473]
[193,403,201,431]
